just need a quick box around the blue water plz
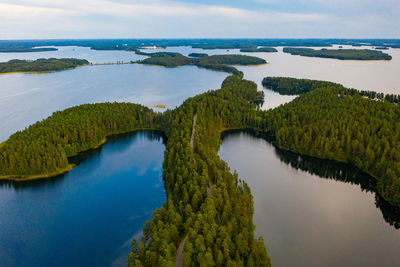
[0,131,166,267]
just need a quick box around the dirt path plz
[190,113,197,148]
[206,182,212,197]
[174,237,187,267]
[175,113,210,267]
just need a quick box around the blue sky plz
[0,0,398,39]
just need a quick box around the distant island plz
[0,58,89,74]
[262,76,400,103]
[240,47,277,53]
[283,47,392,60]
[0,47,58,53]
[1,39,400,54]
[188,52,208,57]
[136,51,266,75]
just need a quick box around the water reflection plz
[0,130,166,267]
[0,131,166,191]
[223,129,400,229]
[219,130,400,267]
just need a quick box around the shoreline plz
[0,128,162,182]
[0,164,75,181]
[219,127,398,208]
[0,64,89,76]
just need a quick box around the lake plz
[1,45,400,266]
[0,59,228,142]
[0,131,166,267]
[219,130,400,267]
[141,45,400,109]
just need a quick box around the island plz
[188,52,208,57]
[2,39,400,53]
[262,76,400,103]
[136,51,266,75]
[240,47,277,53]
[0,58,89,74]
[282,47,392,60]
[0,47,58,53]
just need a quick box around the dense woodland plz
[0,47,57,53]
[262,77,400,103]
[252,79,400,207]
[188,53,208,58]
[240,47,277,53]
[2,67,400,264]
[136,52,266,75]
[127,75,269,266]
[0,58,89,74]
[0,103,160,177]
[283,47,392,60]
[0,75,270,266]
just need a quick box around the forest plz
[240,47,277,53]
[188,53,208,58]
[2,71,400,264]
[0,74,270,266]
[136,52,266,75]
[0,58,89,74]
[252,78,400,207]
[262,77,400,103]
[283,47,392,60]
[0,47,57,53]
[0,103,160,178]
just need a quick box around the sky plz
[0,0,399,39]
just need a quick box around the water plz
[1,45,400,266]
[0,131,166,267]
[142,45,400,109]
[0,59,227,141]
[1,45,399,141]
[0,46,145,64]
[219,130,400,267]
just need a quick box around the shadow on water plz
[0,130,166,191]
[221,129,400,229]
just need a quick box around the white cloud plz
[0,0,397,38]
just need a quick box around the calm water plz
[219,131,400,267]
[0,61,227,141]
[0,131,166,267]
[1,45,400,266]
[1,45,399,141]
[0,46,145,64]
[143,45,400,109]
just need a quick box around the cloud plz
[0,0,398,38]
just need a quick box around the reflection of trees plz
[222,129,400,230]
[0,130,166,192]
[274,147,377,193]
[273,145,400,229]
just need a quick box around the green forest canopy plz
[240,47,277,53]
[283,47,392,60]
[0,74,270,266]
[262,76,400,103]
[0,58,89,74]
[2,73,400,264]
[136,52,266,76]
[256,77,400,207]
